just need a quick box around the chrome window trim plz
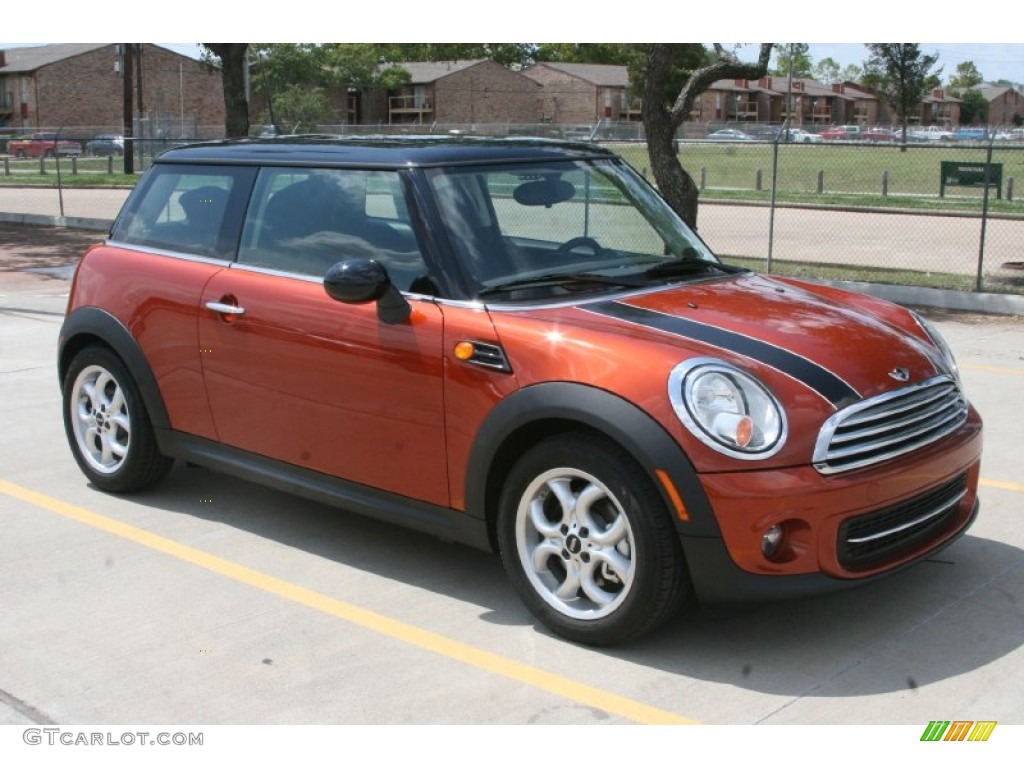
[104,240,232,267]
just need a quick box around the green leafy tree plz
[641,43,773,229]
[251,44,411,129]
[958,90,989,125]
[863,44,941,146]
[948,61,983,91]
[271,84,331,134]
[947,61,986,125]
[771,44,813,78]
[815,58,863,85]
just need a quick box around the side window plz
[112,165,252,258]
[237,168,431,292]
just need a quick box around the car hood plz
[493,273,951,411]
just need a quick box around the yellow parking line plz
[0,478,698,726]
[981,477,1024,494]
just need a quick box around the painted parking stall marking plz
[0,478,699,726]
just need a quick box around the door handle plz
[205,300,245,316]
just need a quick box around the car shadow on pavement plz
[114,462,1023,702]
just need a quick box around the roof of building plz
[0,43,111,74]
[978,84,1020,101]
[0,43,195,75]
[526,62,630,88]
[395,60,491,84]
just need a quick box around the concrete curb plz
[809,278,1024,316]
[0,211,111,231]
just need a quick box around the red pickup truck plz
[6,132,82,158]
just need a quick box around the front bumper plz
[679,414,982,603]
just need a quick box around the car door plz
[197,166,450,506]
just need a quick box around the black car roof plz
[156,135,615,169]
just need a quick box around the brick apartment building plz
[0,43,225,136]
[523,62,639,124]
[363,59,542,125]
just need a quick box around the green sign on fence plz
[940,160,1003,199]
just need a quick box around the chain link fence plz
[2,122,1022,295]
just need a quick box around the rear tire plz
[63,346,172,493]
[497,433,691,645]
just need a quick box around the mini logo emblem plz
[889,367,910,382]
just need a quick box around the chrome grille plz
[813,376,968,474]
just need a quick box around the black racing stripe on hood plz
[588,301,859,407]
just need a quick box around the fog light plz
[761,524,784,559]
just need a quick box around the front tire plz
[63,346,172,493]
[497,433,691,645]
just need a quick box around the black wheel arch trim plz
[58,307,170,431]
[464,381,722,538]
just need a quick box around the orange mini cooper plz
[59,137,982,645]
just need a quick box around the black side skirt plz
[157,430,492,552]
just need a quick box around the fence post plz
[1007,177,1014,202]
[108,155,114,175]
[3,157,8,176]
[700,167,706,190]
[40,156,47,175]
[816,170,824,194]
[755,169,763,192]
[71,156,78,175]
[882,171,888,197]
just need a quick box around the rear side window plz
[112,165,255,259]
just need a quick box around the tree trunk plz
[642,46,700,230]
[204,43,250,139]
[646,110,700,230]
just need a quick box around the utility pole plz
[122,43,135,175]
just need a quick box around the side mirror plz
[323,258,411,325]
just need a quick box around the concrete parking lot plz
[1,224,1022,730]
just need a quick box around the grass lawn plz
[612,141,1024,214]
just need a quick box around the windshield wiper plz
[477,272,649,297]
[643,258,749,278]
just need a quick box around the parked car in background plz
[744,124,781,141]
[953,127,988,142]
[6,132,82,158]
[861,127,899,143]
[58,136,983,646]
[778,128,822,143]
[912,125,954,142]
[85,134,124,156]
[706,129,755,141]
[819,125,862,141]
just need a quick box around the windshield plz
[426,158,724,300]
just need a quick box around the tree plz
[863,44,941,145]
[958,90,989,125]
[250,44,412,129]
[202,43,250,138]
[641,43,773,229]
[947,61,986,125]
[771,44,813,78]
[948,60,983,91]
[814,58,863,85]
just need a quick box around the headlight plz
[668,358,787,460]
[912,311,960,386]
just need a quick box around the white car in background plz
[781,128,823,143]
[912,125,954,141]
